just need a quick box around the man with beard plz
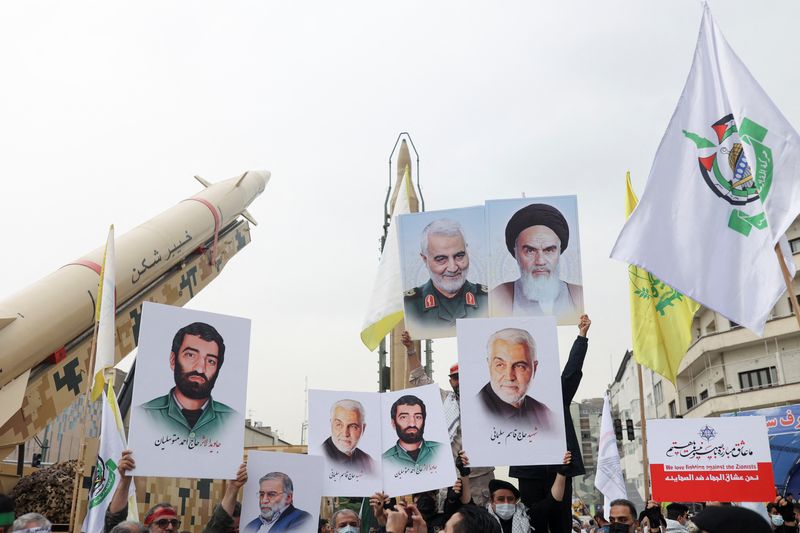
[382,395,443,467]
[491,203,583,323]
[404,219,488,337]
[243,472,311,533]
[139,322,236,440]
[321,399,374,472]
[478,327,554,430]
[403,330,495,505]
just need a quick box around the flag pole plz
[774,244,800,331]
[636,362,651,502]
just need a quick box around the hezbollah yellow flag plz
[626,172,699,383]
[360,166,412,350]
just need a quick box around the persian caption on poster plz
[647,417,774,502]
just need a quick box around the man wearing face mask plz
[606,499,638,533]
[486,451,571,533]
[330,509,359,533]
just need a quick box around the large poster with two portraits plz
[128,302,250,479]
[308,384,458,496]
[397,196,584,341]
[458,316,566,467]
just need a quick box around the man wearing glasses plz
[104,450,247,533]
[243,472,311,533]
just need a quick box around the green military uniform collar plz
[142,387,233,433]
[420,279,480,315]
[383,439,441,465]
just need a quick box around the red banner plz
[650,462,775,502]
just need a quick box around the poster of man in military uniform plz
[128,302,250,479]
[397,206,488,339]
[380,383,457,496]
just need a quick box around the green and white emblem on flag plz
[683,115,773,236]
[611,4,800,336]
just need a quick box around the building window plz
[669,400,677,418]
[654,381,664,405]
[790,237,800,254]
[729,319,739,328]
[582,431,591,440]
[686,396,697,410]
[739,367,778,390]
[699,389,709,401]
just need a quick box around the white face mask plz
[337,527,359,533]
[772,514,785,526]
[495,503,516,520]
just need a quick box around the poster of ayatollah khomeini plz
[128,301,250,479]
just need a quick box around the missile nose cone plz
[243,170,270,196]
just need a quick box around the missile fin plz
[234,171,249,187]
[0,315,17,330]
[241,209,258,226]
[193,175,212,188]
[0,369,30,428]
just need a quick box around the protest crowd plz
[4,6,800,532]
[0,315,792,533]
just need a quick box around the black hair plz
[171,322,226,367]
[452,505,501,533]
[609,499,637,520]
[666,503,689,520]
[390,395,426,420]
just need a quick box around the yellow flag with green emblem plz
[626,172,700,383]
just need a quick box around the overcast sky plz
[3,1,800,443]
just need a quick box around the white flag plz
[91,225,116,400]
[594,393,626,518]
[82,390,128,533]
[611,5,799,335]
[360,166,412,351]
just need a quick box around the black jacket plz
[509,335,587,479]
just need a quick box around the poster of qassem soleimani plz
[397,206,488,340]
[309,384,458,496]
[458,316,566,467]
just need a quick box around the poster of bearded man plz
[457,316,566,467]
[308,389,382,496]
[397,206,488,339]
[241,451,322,533]
[128,302,250,479]
[486,196,584,325]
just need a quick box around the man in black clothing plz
[509,314,591,533]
